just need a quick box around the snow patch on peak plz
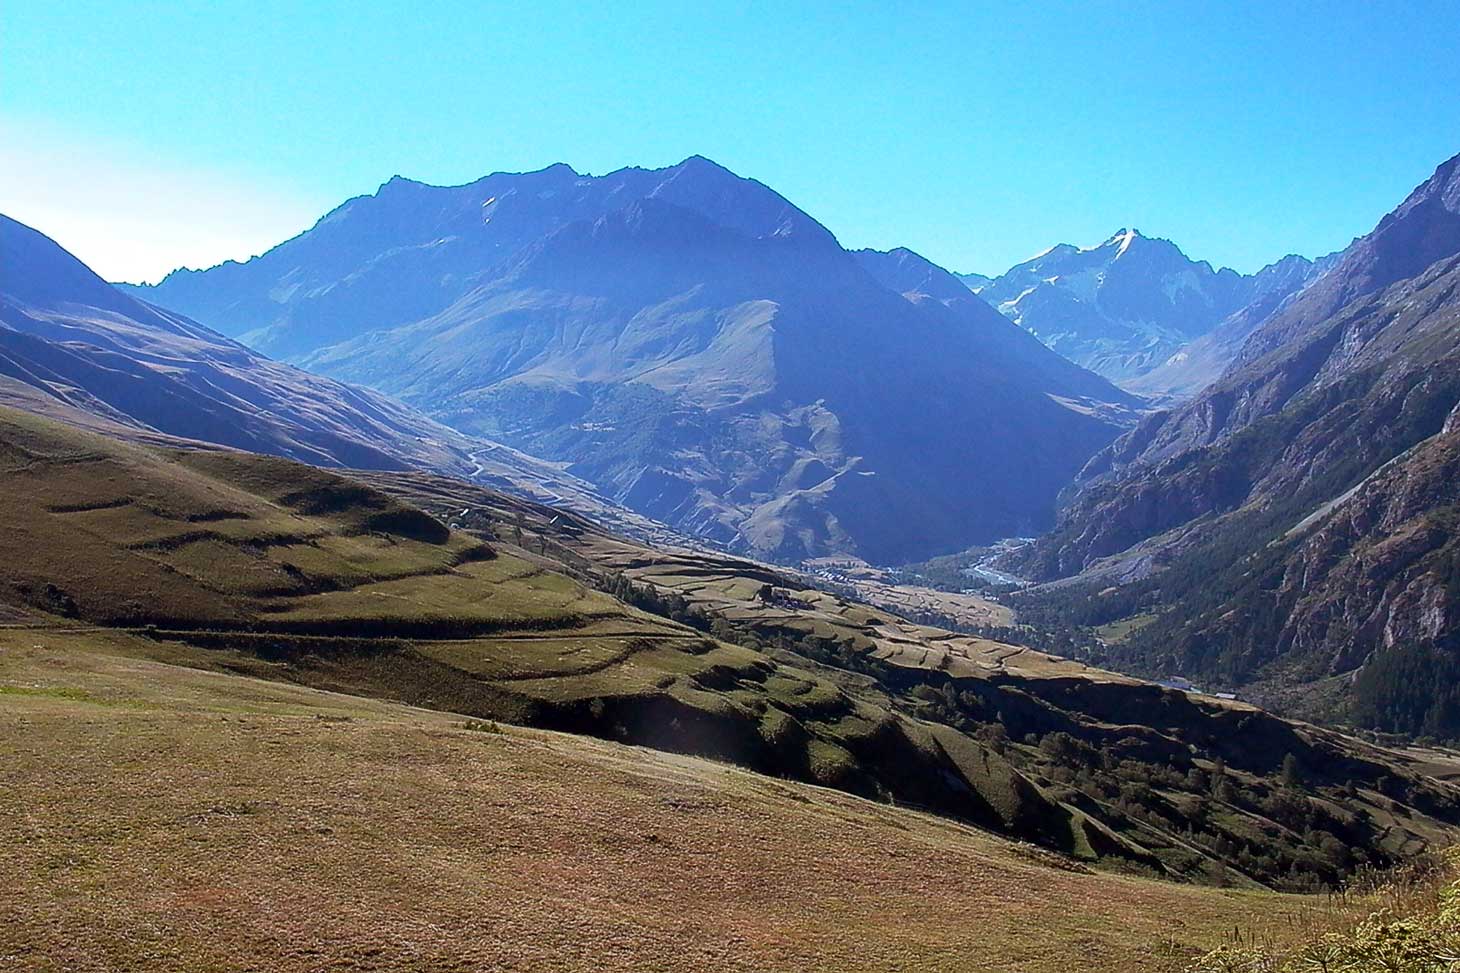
[1079,228,1141,256]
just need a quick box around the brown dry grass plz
[0,633,1316,973]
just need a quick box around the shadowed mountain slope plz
[1008,152,1460,736]
[0,213,476,473]
[0,213,673,541]
[126,158,1139,565]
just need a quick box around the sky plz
[3,1,1458,284]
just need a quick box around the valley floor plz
[1,631,1313,973]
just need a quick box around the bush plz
[1191,851,1460,972]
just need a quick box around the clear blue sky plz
[4,1,1458,282]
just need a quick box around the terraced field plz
[368,470,1460,891]
[0,408,1132,865]
[361,473,1100,687]
[6,407,1460,904]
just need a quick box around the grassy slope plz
[0,406,1124,866]
[6,405,1460,895]
[367,471,1460,891]
[0,631,1312,973]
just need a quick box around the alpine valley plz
[117,149,1460,743]
[1006,152,1460,740]
[6,143,1460,973]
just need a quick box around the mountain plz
[1125,251,1343,402]
[121,157,836,359]
[1010,151,1460,735]
[126,158,1140,566]
[0,212,486,472]
[0,213,669,536]
[971,230,1327,391]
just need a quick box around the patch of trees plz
[895,677,1374,889]
[598,571,712,632]
[1352,642,1460,739]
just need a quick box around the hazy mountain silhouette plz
[129,158,1140,564]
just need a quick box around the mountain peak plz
[974,226,1313,384]
[537,162,581,178]
[647,155,839,248]
[378,174,427,193]
[1090,228,1142,258]
[850,246,985,308]
[674,154,733,174]
[1392,149,1460,219]
[879,246,929,264]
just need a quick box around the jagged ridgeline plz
[966,228,1333,392]
[1009,152,1460,737]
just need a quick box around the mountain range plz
[125,157,1140,565]
[1010,151,1460,736]
[7,137,1460,970]
[965,229,1334,394]
[37,145,1460,738]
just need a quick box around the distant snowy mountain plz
[1126,251,1342,401]
[970,230,1326,393]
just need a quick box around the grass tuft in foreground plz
[1191,851,1460,971]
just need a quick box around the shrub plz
[1190,851,1460,972]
